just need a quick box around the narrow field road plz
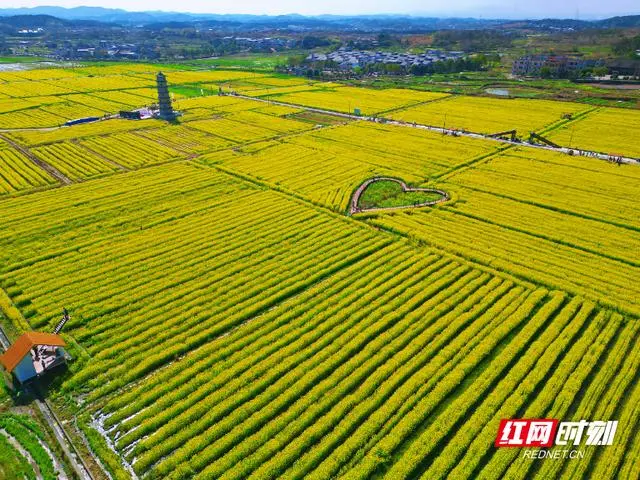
[70,138,128,172]
[32,396,94,480]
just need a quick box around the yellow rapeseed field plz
[389,95,590,134]
[549,106,640,158]
[0,63,638,480]
[273,86,450,115]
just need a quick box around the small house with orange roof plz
[0,332,67,384]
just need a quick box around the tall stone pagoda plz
[156,72,176,120]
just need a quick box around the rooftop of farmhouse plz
[0,332,68,384]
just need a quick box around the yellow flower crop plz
[389,95,590,135]
[0,63,638,480]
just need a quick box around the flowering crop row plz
[0,108,67,128]
[1,159,637,480]
[89,89,152,109]
[221,274,509,480]
[0,96,59,114]
[0,145,55,193]
[549,106,640,158]
[134,125,233,154]
[187,110,312,143]
[0,414,57,480]
[273,86,449,115]
[79,132,184,168]
[103,245,423,428]
[369,146,640,315]
[0,80,74,97]
[446,185,640,267]
[63,93,136,113]
[32,141,119,180]
[42,74,154,93]
[449,148,640,229]
[549,318,640,480]
[7,118,161,146]
[132,260,467,475]
[494,311,621,479]
[388,95,590,135]
[372,208,640,315]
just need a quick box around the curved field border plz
[350,177,449,215]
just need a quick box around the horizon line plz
[1,5,637,21]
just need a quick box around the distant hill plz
[0,6,201,25]
[0,6,638,31]
[501,16,640,31]
[0,13,108,31]
[595,15,640,28]
[0,14,69,28]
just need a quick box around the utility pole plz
[569,126,575,148]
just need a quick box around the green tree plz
[540,66,552,78]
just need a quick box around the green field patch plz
[289,110,349,125]
[357,178,447,211]
[169,83,220,98]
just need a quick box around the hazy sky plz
[0,0,638,19]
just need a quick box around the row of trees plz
[612,34,640,58]
[538,65,609,79]
[284,55,492,78]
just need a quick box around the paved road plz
[227,93,640,166]
[0,93,637,167]
[0,326,10,351]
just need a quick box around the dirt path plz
[70,138,129,171]
[32,395,94,480]
[0,134,73,185]
[350,176,449,215]
[226,93,640,166]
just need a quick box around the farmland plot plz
[368,147,640,315]
[0,141,55,193]
[78,132,184,168]
[549,106,640,158]
[273,86,449,115]
[0,64,638,480]
[0,163,637,480]
[207,121,499,211]
[32,141,120,180]
[388,95,590,135]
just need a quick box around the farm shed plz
[0,332,67,384]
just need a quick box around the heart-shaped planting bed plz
[350,177,448,214]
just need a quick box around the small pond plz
[485,88,510,96]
